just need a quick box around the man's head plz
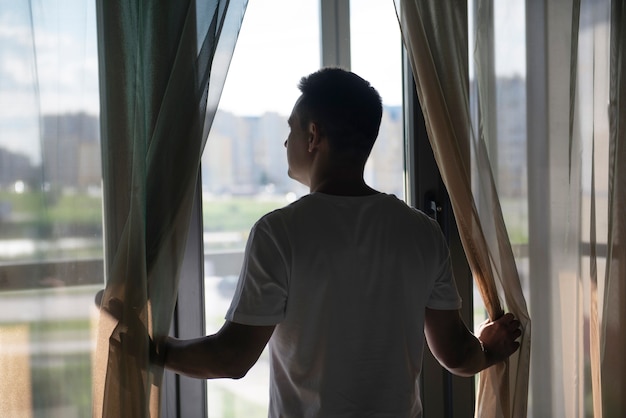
[294,68,383,164]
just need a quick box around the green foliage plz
[47,194,102,224]
[30,353,92,417]
[0,190,40,212]
[500,198,529,244]
[0,190,103,239]
[1,192,289,237]
[28,319,92,335]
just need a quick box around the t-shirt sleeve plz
[225,218,290,326]
[425,220,463,310]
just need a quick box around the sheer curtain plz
[396,0,625,417]
[92,1,247,416]
[603,0,625,414]
[394,1,530,417]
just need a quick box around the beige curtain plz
[394,1,530,417]
[602,1,626,414]
[92,1,247,416]
[397,0,626,417]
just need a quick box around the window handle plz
[424,192,442,222]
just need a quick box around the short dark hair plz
[296,68,383,162]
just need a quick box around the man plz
[159,68,521,417]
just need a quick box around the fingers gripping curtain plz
[394,1,531,417]
[92,1,246,416]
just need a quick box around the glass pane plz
[0,1,101,417]
[350,0,405,199]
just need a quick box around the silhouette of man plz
[157,68,521,417]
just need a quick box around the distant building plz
[203,110,291,194]
[469,76,528,198]
[42,113,101,191]
[0,148,36,188]
[252,112,290,192]
[203,110,254,194]
[496,76,527,197]
[203,106,405,196]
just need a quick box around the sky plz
[217,0,405,116]
[0,0,526,163]
[0,0,99,163]
[0,1,99,115]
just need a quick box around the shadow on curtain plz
[92,1,247,416]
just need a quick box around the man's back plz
[227,192,461,417]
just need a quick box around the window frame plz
[525,0,552,415]
[403,52,475,418]
[162,173,207,418]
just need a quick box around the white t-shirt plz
[226,192,462,418]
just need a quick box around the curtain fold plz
[602,0,626,414]
[536,0,618,415]
[92,1,247,416]
[394,1,531,417]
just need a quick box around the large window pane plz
[0,1,101,417]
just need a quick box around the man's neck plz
[310,176,379,197]
[307,151,379,196]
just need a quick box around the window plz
[0,2,101,416]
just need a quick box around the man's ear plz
[308,122,322,152]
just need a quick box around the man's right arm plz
[424,308,521,377]
[159,321,275,380]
